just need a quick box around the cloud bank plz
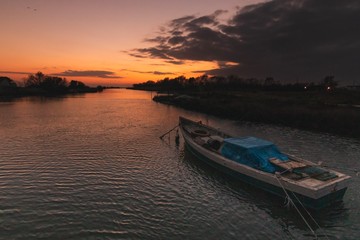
[124,69,175,75]
[131,0,360,84]
[0,71,33,75]
[54,70,121,79]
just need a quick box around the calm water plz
[1,89,359,240]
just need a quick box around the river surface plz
[0,89,359,240]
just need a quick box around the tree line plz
[24,72,68,92]
[0,72,103,96]
[133,75,339,92]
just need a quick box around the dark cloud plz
[165,60,185,65]
[153,71,173,75]
[0,71,32,75]
[126,69,174,75]
[169,15,196,28]
[54,70,121,79]
[131,0,360,84]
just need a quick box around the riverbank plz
[1,73,104,99]
[0,86,103,99]
[153,90,360,138]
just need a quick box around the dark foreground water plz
[1,89,359,240]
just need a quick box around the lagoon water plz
[1,89,360,239]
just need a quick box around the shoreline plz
[152,91,360,139]
[0,86,103,99]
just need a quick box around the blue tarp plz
[220,136,288,173]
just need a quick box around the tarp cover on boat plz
[221,137,288,173]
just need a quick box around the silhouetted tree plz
[25,72,45,88]
[69,80,86,89]
[24,72,68,92]
[321,75,338,91]
[264,77,275,86]
[0,76,17,88]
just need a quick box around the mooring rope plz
[275,174,319,239]
[159,124,179,139]
[290,191,330,240]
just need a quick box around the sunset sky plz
[1,0,360,86]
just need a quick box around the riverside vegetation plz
[0,72,103,98]
[133,75,360,138]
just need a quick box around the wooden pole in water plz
[159,124,179,139]
[175,129,180,145]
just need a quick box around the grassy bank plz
[153,90,360,138]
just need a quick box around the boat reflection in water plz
[179,116,351,210]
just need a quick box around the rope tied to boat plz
[275,173,330,240]
[284,195,292,209]
[159,124,180,139]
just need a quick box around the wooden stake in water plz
[175,129,180,145]
[159,124,179,139]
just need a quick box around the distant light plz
[327,86,331,90]
[304,86,307,90]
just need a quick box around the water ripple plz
[1,90,359,239]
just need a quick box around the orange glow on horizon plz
[1,59,218,87]
[0,0,255,87]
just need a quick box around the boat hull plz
[183,133,347,210]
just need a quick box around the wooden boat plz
[179,116,351,210]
